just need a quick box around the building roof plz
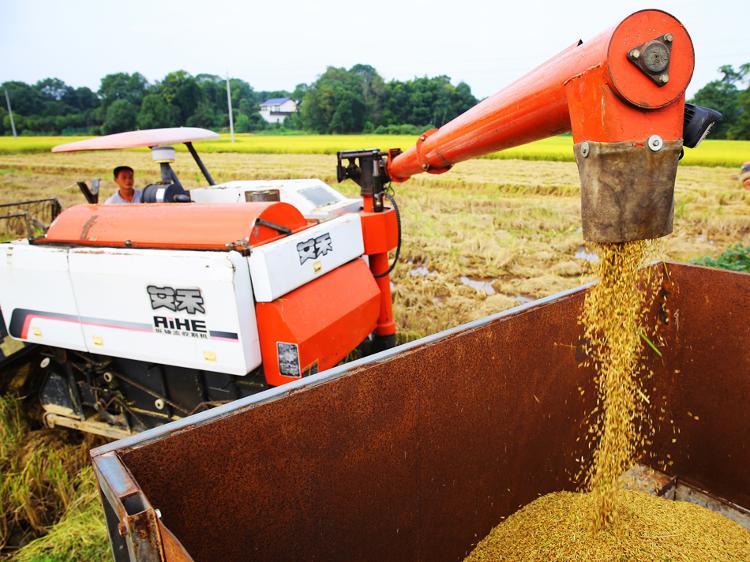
[260,97,292,106]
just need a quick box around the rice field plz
[0,143,749,560]
[0,133,748,167]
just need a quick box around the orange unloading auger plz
[337,9,706,348]
[384,9,695,244]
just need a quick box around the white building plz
[259,98,298,124]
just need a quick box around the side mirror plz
[77,179,100,204]
[683,104,722,149]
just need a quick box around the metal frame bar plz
[92,452,165,562]
[184,142,215,186]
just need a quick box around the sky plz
[1,0,747,100]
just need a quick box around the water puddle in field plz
[409,265,434,277]
[695,235,715,245]
[575,245,599,263]
[460,276,496,295]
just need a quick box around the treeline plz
[690,63,750,139]
[6,62,746,139]
[0,64,476,136]
[298,64,476,133]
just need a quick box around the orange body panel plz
[360,208,398,255]
[387,9,694,182]
[359,202,398,337]
[256,258,380,386]
[40,203,308,250]
[368,253,396,336]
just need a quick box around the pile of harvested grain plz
[578,240,663,527]
[464,489,750,562]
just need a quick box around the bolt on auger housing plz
[341,9,720,244]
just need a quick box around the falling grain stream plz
[465,242,750,561]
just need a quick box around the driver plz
[105,166,143,204]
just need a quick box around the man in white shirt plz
[105,166,143,204]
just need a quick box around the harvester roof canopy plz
[51,127,219,152]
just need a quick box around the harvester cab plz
[0,127,399,438]
[54,127,365,218]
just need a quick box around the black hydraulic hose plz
[373,190,401,279]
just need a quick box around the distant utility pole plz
[226,75,235,143]
[4,89,17,138]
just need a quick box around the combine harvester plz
[0,128,400,437]
[83,9,750,562]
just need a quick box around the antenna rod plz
[226,75,235,143]
[4,89,17,138]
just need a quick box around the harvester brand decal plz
[277,342,301,377]
[296,233,333,265]
[153,316,208,338]
[144,285,229,340]
[8,308,152,339]
[147,286,206,314]
[8,308,239,343]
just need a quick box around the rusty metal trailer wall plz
[91,263,750,562]
[642,264,750,508]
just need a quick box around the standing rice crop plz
[0,396,107,560]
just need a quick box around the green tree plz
[136,94,179,129]
[726,63,750,140]
[284,111,304,130]
[235,113,251,132]
[98,72,148,109]
[1,81,43,116]
[187,100,219,128]
[195,74,256,129]
[301,66,372,133]
[380,75,477,129]
[195,74,225,108]
[103,99,136,133]
[329,89,365,133]
[729,88,750,140]
[235,111,266,132]
[350,64,385,127]
[157,71,202,124]
[64,86,99,111]
[690,63,749,139]
[237,98,267,131]
[291,83,308,103]
[35,78,73,101]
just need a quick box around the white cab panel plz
[67,248,261,375]
[190,178,362,221]
[0,242,87,350]
[248,213,364,302]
